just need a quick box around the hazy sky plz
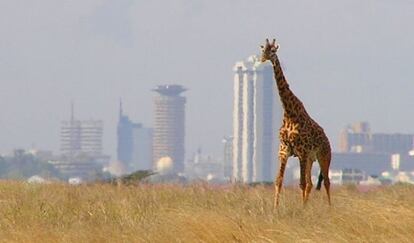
[1,0,414,159]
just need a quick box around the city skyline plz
[0,2,413,240]
[1,1,414,161]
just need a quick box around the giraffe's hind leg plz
[299,158,306,203]
[318,151,332,205]
[303,157,314,204]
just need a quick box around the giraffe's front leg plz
[274,144,289,209]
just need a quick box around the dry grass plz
[0,181,413,243]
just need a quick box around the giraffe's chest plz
[279,123,301,148]
[279,121,320,155]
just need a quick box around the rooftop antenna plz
[69,100,75,162]
[119,98,123,119]
[70,100,75,123]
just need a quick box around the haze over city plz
[1,0,414,159]
[1,2,414,241]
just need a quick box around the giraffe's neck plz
[270,55,303,117]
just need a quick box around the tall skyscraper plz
[117,101,136,167]
[117,101,153,172]
[232,55,282,183]
[153,85,186,173]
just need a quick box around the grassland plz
[0,181,413,242]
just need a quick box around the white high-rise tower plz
[232,55,282,183]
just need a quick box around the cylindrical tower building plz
[152,85,187,173]
[232,55,282,183]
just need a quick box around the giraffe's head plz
[260,38,280,62]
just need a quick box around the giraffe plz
[260,39,331,208]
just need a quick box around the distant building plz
[117,101,153,172]
[372,133,414,154]
[399,153,414,171]
[117,101,138,168]
[49,159,102,180]
[329,169,365,185]
[222,136,233,180]
[341,168,365,184]
[131,125,153,171]
[152,85,186,173]
[333,126,414,185]
[339,122,414,154]
[232,55,282,183]
[185,149,224,183]
[60,104,103,158]
[57,103,107,180]
[331,151,414,181]
[335,122,414,178]
[331,152,391,176]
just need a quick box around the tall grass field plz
[0,181,413,242]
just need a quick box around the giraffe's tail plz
[316,171,323,190]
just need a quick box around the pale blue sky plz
[1,0,414,159]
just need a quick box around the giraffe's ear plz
[276,44,280,51]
